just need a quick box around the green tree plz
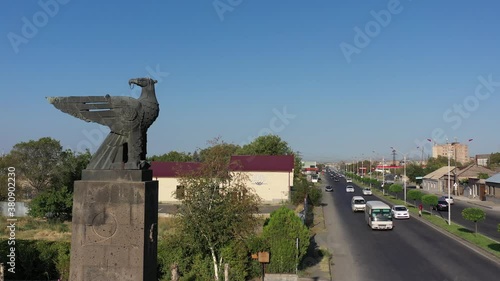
[175,139,260,281]
[199,141,240,163]
[407,189,423,206]
[381,182,390,195]
[51,150,91,192]
[236,134,293,156]
[405,163,425,182]
[488,152,500,169]
[477,172,490,179]
[389,184,403,200]
[262,206,310,274]
[28,185,73,222]
[421,194,438,214]
[462,208,486,233]
[192,150,201,162]
[9,137,64,193]
[149,151,193,162]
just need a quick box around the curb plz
[465,201,494,210]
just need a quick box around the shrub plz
[262,206,310,274]
[462,208,486,233]
[421,194,438,214]
[389,184,403,199]
[28,186,73,222]
[407,190,423,206]
[0,239,70,280]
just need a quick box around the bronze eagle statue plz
[47,77,159,170]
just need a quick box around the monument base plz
[69,169,158,281]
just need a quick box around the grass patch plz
[356,180,500,259]
[0,217,72,242]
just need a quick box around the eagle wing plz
[46,96,142,132]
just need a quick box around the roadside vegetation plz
[1,134,326,281]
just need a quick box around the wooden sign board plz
[258,252,269,263]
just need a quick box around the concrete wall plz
[156,177,181,203]
[264,274,298,281]
[0,201,29,217]
[246,171,292,203]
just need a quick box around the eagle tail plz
[87,132,127,169]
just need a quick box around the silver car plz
[391,205,410,219]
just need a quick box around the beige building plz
[151,155,294,203]
[422,166,457,193]
[432,142,470,165]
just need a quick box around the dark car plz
[434,200,448,211]
[325,185,333,192]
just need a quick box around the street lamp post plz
[369,155,372,188]
[447,139,451,225]
[361,154,364,177]
[391,147,409,205]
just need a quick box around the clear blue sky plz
[2,0,500,162]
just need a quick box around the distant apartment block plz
[432,142,470,165]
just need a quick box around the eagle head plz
[128,78,158,88]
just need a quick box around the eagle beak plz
[128,78,138,86]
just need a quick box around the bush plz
[462,208,486,233]
[407,190,423,206]
[262,206,310,274]
[389,184,403,199]
[421,194,438,214]
[291,178,322,206]
[0,240,70,280]
[28,186,73,222]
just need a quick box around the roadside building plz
[485,173,500,199]
[422,166,457,193]
[151,155,294,203]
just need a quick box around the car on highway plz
[346,178,353,183]
[346,185,355,192]
[362,188,372,195]
[391,205,410,219]
[325,185,333,192]
[434,200,449,211]
[351,196,366,212]
[439,196,454,205]
[334,177,340,182]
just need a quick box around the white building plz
[151,155,295,203]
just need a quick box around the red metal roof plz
[230,155,295,172]
[151,155,294,177]
[151,161,202,177]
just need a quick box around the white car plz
[351,196,366,212]
[346,178,353,183]
[391,205,410,219]
[346,185,355,192]
[362,188,372,195]
[440,196,454,205]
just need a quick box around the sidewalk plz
[419,187,500,211]
[298,204,331,281]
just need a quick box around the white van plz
[351,196,366,212]
[365,201,393,230]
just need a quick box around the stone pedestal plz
[69,170,158,281]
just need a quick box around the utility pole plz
[447,139,451,226]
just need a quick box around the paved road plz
[323,175,500,281]
[380,186,500,240]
